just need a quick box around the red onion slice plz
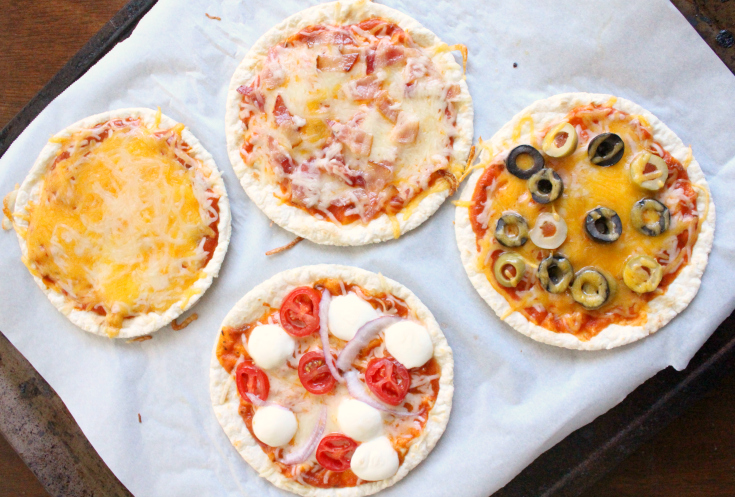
[344,371,412,417]
[336,316,401,372]
[245,393,283,409]
[319,291,343,383]
[280,406,327,465]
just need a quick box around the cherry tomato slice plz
[316,434,358,472]
[365,357,410,406]
[280,287,321,337]
[298,350,337,395]
[235,361,270,404]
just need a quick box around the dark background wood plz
[1,0,734,496]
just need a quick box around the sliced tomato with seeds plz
[235,361,270,404]
[279,287,321,337]
[298,350,337,395]
[365,357,410,406]
[316,434,358,472]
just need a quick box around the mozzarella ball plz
[337,399,383,442]
[384,321,433,368]
[252,405,297,447]
[247,324,295,370]
[328,294,378,341]
[350,436,399,481]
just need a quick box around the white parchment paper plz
[1,1,735,496]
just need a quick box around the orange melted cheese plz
[470,104,700,339]
[21,118,219,336]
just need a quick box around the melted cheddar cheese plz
[469,104,701,340]
[21,118,219,336]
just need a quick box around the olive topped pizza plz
[225,0,473,246]
[210,265,453,495]
[455,93,715,350]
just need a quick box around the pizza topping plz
[337,398,384,441]
[328,293,379,340]
[529,213,567,249]
[383,321,433,369]
[344,74,382,101]
[542,122,578,158]
[236,361,270,404]
[571,268,611,310]
[588,132,625,167]
[350,436,399,481]
[280,406,327,465]
[630,152,668,191]
[343,370,411,416]
[280,287,322,337]
[493,252,527,288]
[328,116,373,157]
[528,168,564,204]
[365,357,411,406]
[252,404,298,447]
[623,255,663,293]
[506,144,544,179]
[375,91,400,123]
[316,51,359,72]
[317,291,343,384]
[538,254,574,294]
[585,207,623,243]
[390,111,420,144]
[298,350,337,394]
[316,434,358,472]
[247,324,296,369]
[495,212,530,247]
[336,316,402,371]
[631,198,670,236]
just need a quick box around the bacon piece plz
[262,52,286,89]
[345,75,381,101]
[268,136,296,174]
[403,56,429,86]
[375,91,400,123]
[300,26,356,47]
[273,95,294,126]
[365,49,376,75]
[445,83,461,102]
[375,39,405,68]
[316,52,359,72]
[237,85,265,111]
[391,112,420,144]
[328,118,373,157]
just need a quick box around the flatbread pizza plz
[4,108,231,338]
[225,0,473,246]
[455,93,715,350]
[210,264,453,495]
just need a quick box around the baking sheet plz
[1,0,735,496]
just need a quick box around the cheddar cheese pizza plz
[210,265,452,495]
[225,0,473,246]
[5,108,231,338]
[455,93,714,350]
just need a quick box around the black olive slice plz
[506,144,544,179]
[537,254,574,294]
[528,168,563,204]
[631,199,671,236]
[585,207,623,243]
[494,212,529,247]
[587,133,625,167]
[571,268,610,310]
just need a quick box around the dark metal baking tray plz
[1,1,733,496]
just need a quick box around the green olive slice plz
[631,198,670,236]
[588,133,625,167]
[495,212,529,247]
[630,152,669,191]
[623,255,663,293]
[529,213,567,249]
[494,253,526,288]
[571,268,610,310]
[537,254,574,294]
[542,122,578,158]
[528,168,564,204]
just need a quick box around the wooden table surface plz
[1,1,734,496]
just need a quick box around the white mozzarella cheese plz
[337,399,383,442]
[350,436,399,481]
[246,324,295,370]
[252,405,298,447]
[384,321,433,369]
[328,293,378,341]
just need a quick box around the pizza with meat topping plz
[455,93,714,350]
[225,0,472,245]
[210,265,453,495]
[4,108,231,338]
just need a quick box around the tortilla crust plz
[225,0,473,246]
[10,108,232,339]
[455,93,715,350]
[209,264,453,496]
